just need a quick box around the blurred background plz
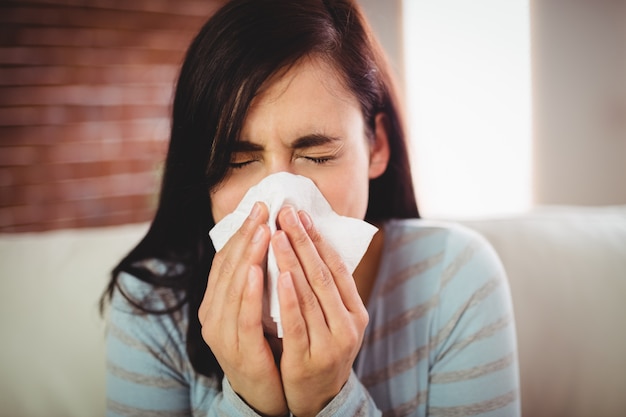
[0,0,624,231]
[0,0,227,232]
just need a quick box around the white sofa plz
[1,205,625,417]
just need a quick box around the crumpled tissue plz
[209,172,378,338]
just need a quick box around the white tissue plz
[209,172,378,338]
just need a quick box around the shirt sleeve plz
[316,370,382,417]
[105,272,197,416]
[215,372,381,417]
[427,226,521,416]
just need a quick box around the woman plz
[103,0,521,416]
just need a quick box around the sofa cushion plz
[0,223,148,417]
[460,205,626,417]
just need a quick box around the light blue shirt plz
[106,219,521,416]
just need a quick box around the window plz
[403,0,532,218]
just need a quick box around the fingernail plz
[299,211,313,230]
[249,202,261,220]
[283,206,298,227]
[252,225,264,243]
[275,231,291,251]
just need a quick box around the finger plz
[298,210,366,316]
[205,223,270,350]
[238,265,271,351]
[207,201,267,298]
[277,207,347,328]
[200,202,269,325]
[277,271,310,354]
[221,223,269,326]
[206,201,268,307]
[271,229,327,336]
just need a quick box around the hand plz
[272,206,369,417]
[198,202,288,417]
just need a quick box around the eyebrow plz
[291,134,341,149]
[233,134,341,152]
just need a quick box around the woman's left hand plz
[272,206,370,417]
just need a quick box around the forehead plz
[251,56,359,112]
[240,56,363,140]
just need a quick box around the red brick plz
[46,164,74,182]
[44,142,101,164]
[0,65,179,87]
[0,207,13,228]
[0,105,169,126]
[10,0,225,17]
[0,168,14,187]
[1,6,208,31]
[0,84,173,106]
[0,184,47,206]
[4,26,193,50]
[0,204,43,226]
[0,45,188,66]
[0,146,39,166]
[0,126,62,146]
[0,165,45,186]
[108,172,159,197]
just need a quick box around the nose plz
[264,154,295,176]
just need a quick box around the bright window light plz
[402,0,532,219]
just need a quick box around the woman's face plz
[210,57,389,223]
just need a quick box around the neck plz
[353,225,385,307]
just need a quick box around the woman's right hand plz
[198,202,288,417]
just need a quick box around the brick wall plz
[0,0,225,232]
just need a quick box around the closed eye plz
[229,161,254,169]
[228,147,261,169]
[229,159,256,169]
[305,156,334,164]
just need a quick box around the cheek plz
[315,148,372,220]
[210,183,248,223]
[318,174,370,220]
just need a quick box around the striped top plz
[106,219,521,416]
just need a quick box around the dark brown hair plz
[103,0,419,379]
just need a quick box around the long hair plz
[103,0,419,379]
